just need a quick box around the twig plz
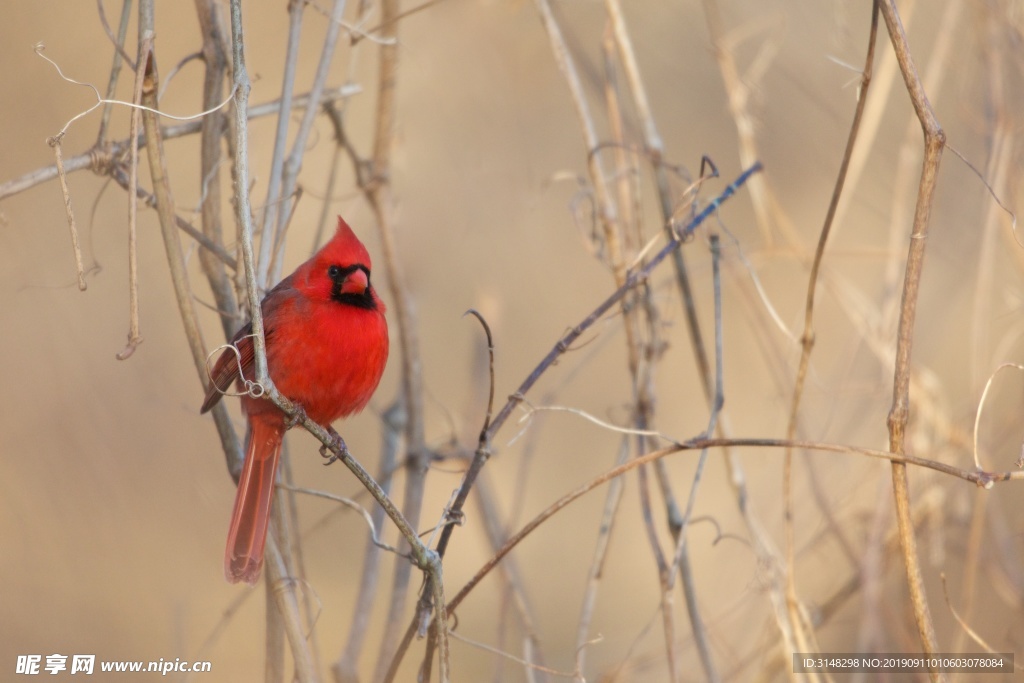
[268,0,349,285]
[602,15,784,669]
[446,434,1019,616]
[107,163,238,270]
[278,443,322,677]
[468,309,550,678]
[255,0,305,291]
[157,51,203,102]
[313,102,346,256]
[264,536,319,683]
[333,404,404,683]
[665,234,724,682]
[448,630,578,679]
[464,310,495,438]
[0,85,360,202]
[939,574,1020,670]
[227,0,269,390]
[116,27,151,361]
[96,0,136,71]
[968,8,1014,388]
[385,165,763,680]
[35,42,237,140]
[834,0,920,248]
[278,483,404,555]
[518,404,673,442]
[95,0,133,145]
[138,31,209,389]
[701,0,783,245]
[574,437,630,681]
[265,512,287,683]
[194,0,240,340]
[877,0,946,674]
[782,0,879,659]
[354,0,444,678]
[224,2,323,680]
[48,137,87,291]
[473,469,551,680]
[597,29,689,680]
[355,0,444,45]
[606,0,712,417]
[973,363,1024,471]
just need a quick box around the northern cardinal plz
[201,217,389,584]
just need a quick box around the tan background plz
[1,1,1022,681]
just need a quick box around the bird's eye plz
[328,265,341,279]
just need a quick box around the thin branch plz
[356,0,445,678]
[267,0,348,286]
[0,85,361,202]
[95,0,133,145]
[355,0,444,45]
[782,0,879,660]
[447,434,1017,616]
[194,0,240,340]
[35,42,237,140]
[940,574,1020,670]
[264,536,319,683]
[278,483,404,555]
[139,44,209,384]
[573,437,629,682]
[701,0,783,245]
[878,0,946,673]
[333,404,404,683]
[116,26,150,361]
[666,233,724,682]
[48,137,87,291]
[225,2,320,679]
[385,164,763,680]
[448,630,578,679]
[97,0,136,71]
[464,309,496,438]
[255,0,305,290]
[107,163,238,270]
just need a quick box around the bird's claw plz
[285,402,309,430]
[320,426,348,465]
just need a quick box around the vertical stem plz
[362,0,440,678]
[666,234,724,683]
[194,0,239,339]
[50,140,87,291]
[782,0,879,660]
[96,0,133,146]
[269,0,349,283]
[878,1,945,675]
[255,0,305,290]
[115,16,148,362]
[334,405,403,683]
[224,3,321,681]
[227,0,268,385]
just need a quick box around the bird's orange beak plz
[340,268,369,296]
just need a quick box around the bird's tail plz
[224,418,283,584]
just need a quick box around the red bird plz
[201,218,389,584]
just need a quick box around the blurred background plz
[1,0,1023,681]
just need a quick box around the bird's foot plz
[284,402,309,430]
[320,426,348,465]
